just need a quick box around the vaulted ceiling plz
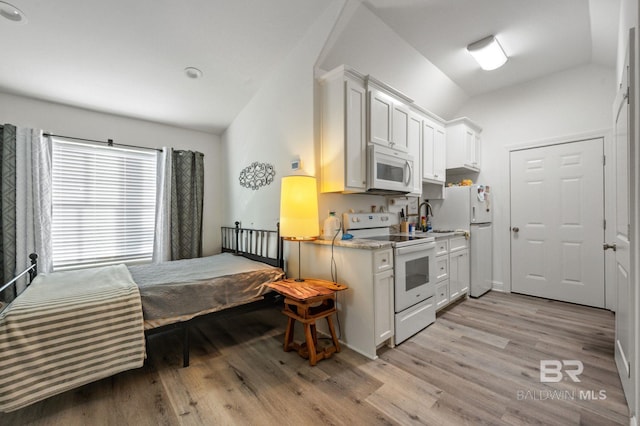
[0,0,331,134]
[363,0,620,96]
[0,0,621,134]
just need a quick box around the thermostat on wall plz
[291,156,301,171]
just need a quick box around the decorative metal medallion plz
[239,162,276,190]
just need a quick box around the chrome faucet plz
[419,201,433,218]
[418,201,433,230]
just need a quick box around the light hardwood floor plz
[1,291,629,425]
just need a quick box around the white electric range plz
[343,213,437,343]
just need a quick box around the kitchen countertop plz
[307,238,393,250]
[414,230,468,239]
[306,230,469,249]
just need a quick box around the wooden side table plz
[267,278,347,366]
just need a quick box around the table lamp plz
[279,175,319,281]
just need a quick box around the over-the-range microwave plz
[367,144,414,195]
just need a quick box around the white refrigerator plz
[430,185,493,298]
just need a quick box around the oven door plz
[367,144,413,193]
[394,242,436,312]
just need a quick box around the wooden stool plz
[267,278,347,366]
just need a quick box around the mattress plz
[128,253,285,329]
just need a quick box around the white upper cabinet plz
[369,88,393,146]
[319,66,483,194]
[446,118,482,173]
[368,86,410,153]
[392,102,410,152]
[319,67,367,193]
[434,126,447,181]
[407,111,422,195]
[422,116,446,184]
[422,119,435,179]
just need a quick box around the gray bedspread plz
[128,253,284,329]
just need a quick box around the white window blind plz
[51,139,158,270]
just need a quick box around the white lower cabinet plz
[435,280,449,310]
[435,252,449,309]
[435,234,470,311]
[293,243,394,360]
[374,269,394,345]
[435,255,449,281]
[449,249,469,300]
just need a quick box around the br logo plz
[540,360,584,382]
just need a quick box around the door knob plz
[512,226,519,233]
[603,243,617,251]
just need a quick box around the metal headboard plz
[0,253,38,305]
[221,222,284,269]
[2,222,284,305]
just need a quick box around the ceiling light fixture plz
[467,35,508,71]
[184,67,203,79]
[0,1,26,24]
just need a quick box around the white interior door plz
[612,31,635,411]
[510,139,604,307]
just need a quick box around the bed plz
[0,222,285,412]
[136,222,285,366]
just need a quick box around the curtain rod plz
[0,125,162,152]
[42,133,162,153]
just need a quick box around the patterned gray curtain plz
[1,124,17,301]
[170,150,204,260]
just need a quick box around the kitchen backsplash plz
[319,192,424,232]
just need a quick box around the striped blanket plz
[0,264,146,412]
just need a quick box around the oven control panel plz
[343,212,395,231]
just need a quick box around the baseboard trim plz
[491,280,505,292]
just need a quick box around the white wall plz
[454,63,616,292]
[617,0,639,84]
[221,0,449,238]
[319,2,468,121]
[221,0,350,231]
[0,92,222,256]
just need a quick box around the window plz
[51,138,158,270]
